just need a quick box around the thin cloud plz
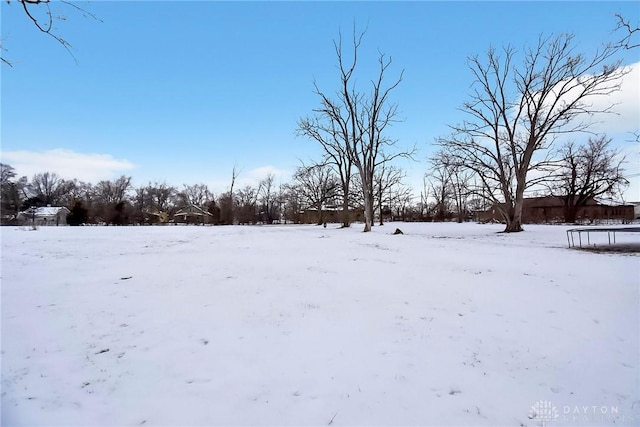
[237,165,291,189]
[590,61,640,135]
[0,149,135,182]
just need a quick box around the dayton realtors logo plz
[528,400,559,426]
[528,400,633,425]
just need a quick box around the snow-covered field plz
[1,222,638,426]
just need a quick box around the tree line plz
[0,163,422,226]
[0,132,630,228]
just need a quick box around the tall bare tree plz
[439,33,627,232]
[551,136,628,223]
[299,28,410,232]
[228,164,239,224]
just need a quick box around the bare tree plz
[178,183,213,208]
[430,151,474,223]
[258,174,279,224]
[390,186,414,222]
[551,136,628,223]
[293,162,339,225]
[90,176,132,224]
[449,164,473,223]
[29,171,72,206]
[298,114,354,228]
[0,163,17,186]
[0,163,26,221]
[299,27,410,232]
[228,165,239,224]
[425,164,453,222]
[2,0,100,66]
[281,184,303,224]
[373,164,404,225]
[94,176,132,205]
[236,185,258,224]
[55,180,96,223]
[439,33,627,232]
[145,182,176,222]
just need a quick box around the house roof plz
[33,207,70,217]
[174,205,212,217]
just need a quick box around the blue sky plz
[1,1,639,200]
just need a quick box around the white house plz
[20,207,71,226]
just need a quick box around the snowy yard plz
[1,222,638,426]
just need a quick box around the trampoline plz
[566,226,640,250]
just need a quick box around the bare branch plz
[2,0,100,65]
[613,13,639,50]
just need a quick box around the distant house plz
[478,196,634,224]
[19,206,71,226]
[173,205,213,224]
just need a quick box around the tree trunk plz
[378,187,384,226]
[504,217,523,232]
[363,191,374,232]
[341,183,350,228]
[317,201,323,225]
[564,205,578,224]
[503,199,524,232]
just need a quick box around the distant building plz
[173,205,213,224]
[300,205,364,224]
[630,202,640,220]
[478,196,634,224]
[19,206,71,226]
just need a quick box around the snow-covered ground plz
[1,222,638,426]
